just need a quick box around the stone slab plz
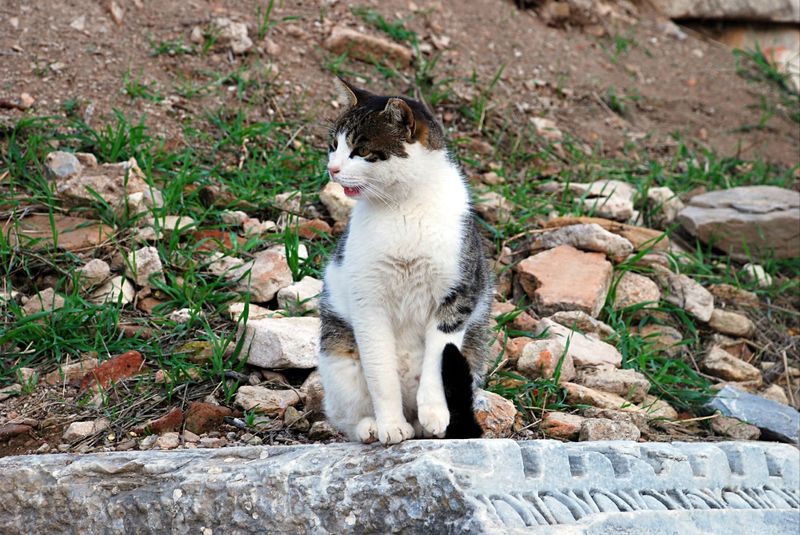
[0,439,797,534]
[706,384,799,444]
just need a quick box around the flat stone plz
[711,414,761,441]
[3,440,797,533]
[544,216,669,251]
[126,246,165,287]
[639,395,679,420]
[563,382,645,412]
[651,266,714,322]
[79,350,144,393]
[541,180,636,221]
[708,283,760,308]
[540,411,585,440]
[51,155,151,209]
[575,365,651,403]
[548,310,615,338]
[473,389,517,438]
[579,418,641,441]
[530,223,634,262]
[706,384,799,443]
[319,182,357,224]
[517,338,576,382]
[62,418,109,442]
[516,245,613,318]
[702,345,762,383]
[239,316,320,369]
[22,288,65,315]
[708,309,755,338]
[581,407,650,432]
[613,271,661,309]
[324,26,413,67]
[678,186,800,260]
[88,276,135,306]
[534,318,622,368]
[276,276,323,314]
[235,385,301,415]
[652,0,800,24]
[11,214,114,252]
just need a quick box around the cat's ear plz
[335,77,371,108]
[383,98,416,141]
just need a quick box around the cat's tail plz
[441,343,483,439]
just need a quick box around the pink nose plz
[328,164,340,177]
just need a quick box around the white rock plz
[741,263,773,287]
[243,217,277,235]
[534,318,622,368]
[227,302,273,322]
[548,310,615,338]
[76,259,111,290]
[221,210,249,226]
[126,246,165,287]
[235,386,301,414]
[22,288,65,315]
[647,186,684,227]
[62,418,110,442]
[44,151,82,181]
[531,223,634,262]
[277,276,323,313]
[89,276,135,305]
[168,308,193,324]
[209,250,292,303]
[651,265,714,322]
[239,316,321,369]
[212,17,253,54]
[319,182,357,224]
[116,189,164,217]
[613,272,661,309]
[531,117,563,141]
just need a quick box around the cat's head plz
[327,78,445,201]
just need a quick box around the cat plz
[317,79,493,445]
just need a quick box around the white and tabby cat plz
[318,79,493,445]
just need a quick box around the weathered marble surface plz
[0,439,797,534]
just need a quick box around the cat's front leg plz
[353,313,415,445]
[417,325,464,437]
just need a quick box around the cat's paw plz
[418,402,450,438]
[355,417,378,444]
[375,418,415,445]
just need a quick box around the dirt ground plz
[1,0,798,165]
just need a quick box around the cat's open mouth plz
[342,185,363,197]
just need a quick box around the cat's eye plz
[354,146,371,158]
[328,139,338,152]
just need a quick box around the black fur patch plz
[442,343,483,439]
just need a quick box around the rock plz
[531,224,633,262]
[319,182,357,224]
[220,210,249,226]
[277,276,323,313]
[307,420,337,440]
[531,117,563,141]
[517,338,576,382]
[504,337,532,363]
[575,365,651,402]
[80,350,145,393]
[239,316,320,369]
[646,187,684,228]
[579,418,641,441]
[297,219,331,240]
[235,386,301,415]
[638,324,683,357]
[50,155,151,209]
[226,302,272,322]
[534,318,622,368]
[639,395,679,420]
[613,272,661,309]
[62,418,109,442]
[710,414,761,440]
[89,276,135,306]
[677,186,800,260]
[581,407,650,432]
[126,246,165,287]
[198,436,227,448]
[516,245,612,318]
[540,180,636,221]
[147,407,184,434]
[0,423,33,442]
[117,189,164,217]
[474,191,514,224]
[44,359,99,386]
[650,266,714,322]
[184,402,232,435]
[324,26,413,67]
[701,345,762,383]
[44,151,82,181]
[708,283,760,307]
[548,310,615,338]
[491,301,538,332]
[136,215,196,242]
[1,440,799,533]
[707,384,799,443]
[473,389,517,438]
[211,17,252,54]
[0,384,22,402]
[563,382,644,412]
[12,214,113,252]
[543,216,669,251]
[759,384,790,405]
[539,411,585,440]
[708,309,755,338]
[741,263,773,287]
[22,288,65,315]
[284,406,310,432]
[155,432,181,450]
[76,259,111,290]
[652,0,800,23]
[168,308,193,324]
[300,371,325,417]
[241,250,294,303]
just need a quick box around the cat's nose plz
[328,164,341,178]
